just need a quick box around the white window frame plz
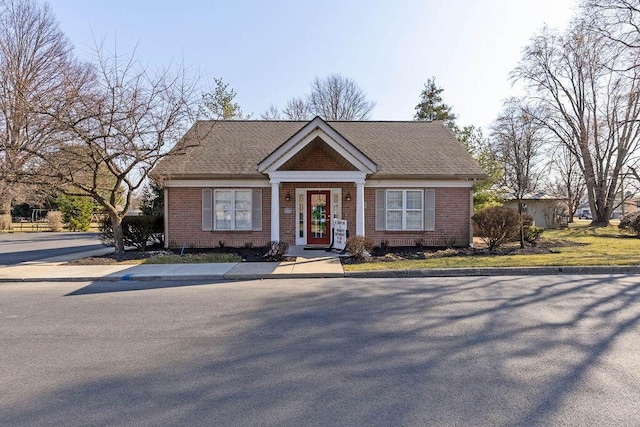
[214,189,252,230]
[385,189,423,231]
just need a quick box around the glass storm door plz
[307,191,331,245]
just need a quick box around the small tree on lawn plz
[38,42,201,253]
[55,194,94,231]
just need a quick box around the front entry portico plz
[258,117,377,245]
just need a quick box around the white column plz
[356,181,365,236]
[469,186,475,247]
[271,182,280,241]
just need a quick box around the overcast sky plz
[48,0,578,130]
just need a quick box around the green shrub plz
[619,211,640,237]
[519,213,543,243]
[472,206,520,250]
[523,226,544,243]
[100,215,164,251]
[56,195,94,231]
[346,235,374,259]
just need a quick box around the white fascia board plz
[258,117,323,172]
[269,171,367,184]
[258,118,376,173]
[164,179,270,188]
[365,179,474,188]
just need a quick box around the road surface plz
[1,275,639,426]
[0,232,108,265]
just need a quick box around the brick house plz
[152,117,487,249]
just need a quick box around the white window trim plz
[214,189,252,231]
[385,189,423,231]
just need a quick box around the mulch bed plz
[341,238,587,265]
[69,238,586,265]
[68,246,269,265]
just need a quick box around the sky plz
[47,0,578,131]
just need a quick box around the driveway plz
[0,232,111,265]
[0,275,638,426]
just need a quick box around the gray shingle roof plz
[152,120,487,180]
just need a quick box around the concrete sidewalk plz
[2,258,640,282]
[0,255,345,282]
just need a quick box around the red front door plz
[307,191,331,245]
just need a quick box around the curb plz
[223,272,345,281]
[344,265,640,278]
[1,265,640,283]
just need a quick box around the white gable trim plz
[257,117,377,174]
[269,171,367,184]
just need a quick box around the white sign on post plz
[333,219,347,251]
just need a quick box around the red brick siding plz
[167,185,471,248]
[365,187,471,247]
[167,187,271,248]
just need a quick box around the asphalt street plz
[0,232,107,265]
[1,275,639,426]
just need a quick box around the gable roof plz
[257,116,377,174]
[152,119,487,180]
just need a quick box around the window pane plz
[387,210,402,230]
[235,210,251,230]
[234,191,251,210]
[215,208,231,230]
[406,211,422,230]
[386,191,402,209]
[215,191,231,211]
[406,191,422,210]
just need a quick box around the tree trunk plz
[0,192,12,231]
[110,212,125,254]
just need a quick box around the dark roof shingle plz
[152,120,487,180]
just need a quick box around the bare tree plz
[283,97,310,120]
[261,104,281,120]
[266,74,375,121]
[0,0,86,229]
[548,144,587,221]
[491,98,546,247]
[36,42,201,252]
[308,74,375,120]
[512,17,640,226]
[585,0,640,51]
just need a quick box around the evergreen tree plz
[414,77,457,128]
[414,77,502,210]
[201,78,250,120]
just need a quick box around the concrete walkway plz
[1,258,640,282]
[0,253,346,282]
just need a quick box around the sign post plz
[333,219,347,251]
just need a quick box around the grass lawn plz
[8,222,101,232]
[343,223,640,272]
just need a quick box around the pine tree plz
[414,77,457,129]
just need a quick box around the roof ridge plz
[193,119,447,124]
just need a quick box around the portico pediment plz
[257,116,377,175]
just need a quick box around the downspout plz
[164,187,169,249]
[469,179,476,248]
